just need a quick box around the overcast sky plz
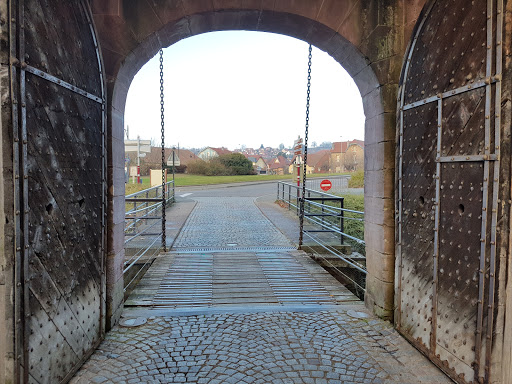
[124,31,365,150]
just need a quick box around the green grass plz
[125,177,151,196]
[317,192,365,255]
[339,193,365,255]
[341,194,365,212]
[173,172,350,187]
[174,173,291,186]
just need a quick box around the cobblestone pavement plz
[71,308,450,384]
[72,193,451,383]
[173,197,292,248]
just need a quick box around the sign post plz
[125,136,151,184]
[293,136,303,187]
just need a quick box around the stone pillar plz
[105,81,127,330]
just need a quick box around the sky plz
[124,31,365,151]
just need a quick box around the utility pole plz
[293,136,303,187]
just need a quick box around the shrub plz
[187,154,255,176]
[217,153,255,175]
[348,170,364,188]
[205,161,229,176]
[187,160,209,175]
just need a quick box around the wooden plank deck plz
[125,250,359,310]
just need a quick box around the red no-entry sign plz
[320,179,332,191]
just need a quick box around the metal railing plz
[305,175,350,194]
[277,181,366,294]
[123,181,175,293]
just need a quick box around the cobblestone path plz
[72,196,451,383]
[71,308,450,384]
[172,197,292,249]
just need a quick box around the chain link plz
[160,49,166,251]
[299,44,312,248]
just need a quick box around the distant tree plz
[311,141,317,148]
[217,153,255,175]
[277,151,287,158]
[279,143,284,150]
[187,154,255,176]
[187,160,209,175]
[319,141,332,148]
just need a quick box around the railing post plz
[321,197,325,228]
[296,187,299,216]
[133,199,137,234]
[288,184,291,210]
[340,197,345,245]
[145,190,149,225]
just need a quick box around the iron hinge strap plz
[402,78,499,111]
[23,64,103,103]
[436,155,498,163]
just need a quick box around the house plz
[344,141,364,171]
[268,156,290,176]
[288,154,303,175]
[166,149,199,172]
[129,147,199,174]
[198,147,232,162]
[305,149,330,174]
[330,140,364,172]
[254,157,268,174]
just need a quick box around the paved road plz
[72,183,451,384]
[173,197,292,249]
[174,181,280,199]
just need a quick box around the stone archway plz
[91,0,428,326]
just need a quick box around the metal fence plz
[277,181,366,295]
[305,175,350,194]
[123,181,175,294]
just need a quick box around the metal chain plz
[299,44,312,248]
[160,49,166,251]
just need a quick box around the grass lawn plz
[340,193,364,212]
[312,192,365,254]
[125,177,152,196]
[337,193,365,254]
[124,172,350,195]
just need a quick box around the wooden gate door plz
[397,1,505,383]
[9,1,106,382]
